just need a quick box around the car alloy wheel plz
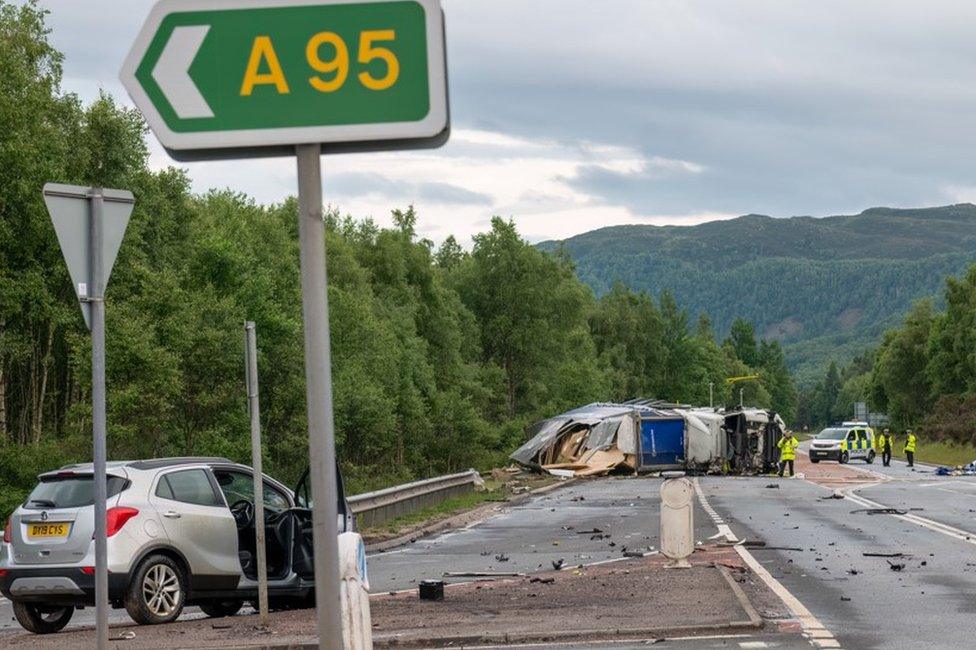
[142,563,181,618]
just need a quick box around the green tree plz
[871,300,935,427]
[725,317,758,367]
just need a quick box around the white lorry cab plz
[809,421,876,464]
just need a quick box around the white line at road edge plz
[693,478,841,650]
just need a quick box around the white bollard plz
[337,532,373,650]
[660,471,694,569]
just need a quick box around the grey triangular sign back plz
[43,183,135,330]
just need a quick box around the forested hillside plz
[540,208,976,385]
[797,262,976,447]
[0,3,796,515]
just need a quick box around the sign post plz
[122,2,449,648]
[43,184,135,650]
[244,322,269,626]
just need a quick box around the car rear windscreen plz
[24,475,129,509]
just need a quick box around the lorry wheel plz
[12,601,73,634]
[866,451,876,464]
[840,451,850,464]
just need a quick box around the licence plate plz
[27,522,70,538]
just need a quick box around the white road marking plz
[843,489,976,546]
[693,478,841,650]
[454,633,758,649]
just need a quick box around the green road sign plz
[121,0,448,159]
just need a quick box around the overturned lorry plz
[510,401,786,477]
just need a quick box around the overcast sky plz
[34,0,976,244]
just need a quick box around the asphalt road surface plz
[698,443,976,650]
[4,450,976,650]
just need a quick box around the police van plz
[808,421,875,464]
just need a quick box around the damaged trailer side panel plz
[637,415,684,471]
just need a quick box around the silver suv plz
[0,457,352,634]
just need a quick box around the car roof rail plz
[126,457,234,470]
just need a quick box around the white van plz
[808,422,875,464]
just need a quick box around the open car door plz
[291,463,353,579]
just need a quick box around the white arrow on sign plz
[151,25,214,119]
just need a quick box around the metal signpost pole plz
[244,322,269,625]
[709,382,714,409]
[296,143,343,650]
[90,187,109,650]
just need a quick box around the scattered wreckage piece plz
[442,571,526,578]
[850,508,913,515]
[419,580,446,600]
[863,552,911,558]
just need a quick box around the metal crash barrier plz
[348,469,483,528]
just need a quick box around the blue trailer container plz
[638,415,685,469]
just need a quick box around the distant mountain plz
[539,205,976,385]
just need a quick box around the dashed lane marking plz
[693,478,842,650]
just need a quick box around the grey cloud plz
[35,0,976,231]
[328,172,492,206]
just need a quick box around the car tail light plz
[3,516,10,544]
[81,566,95,575]
[106,507,139,537]
[0,569,7,578]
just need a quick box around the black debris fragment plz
[419,580,445,601]
[571,496,585,502]
[850,508,908,515]
[841,596,852,602]
[529,576,555,584]
[552,559,565,570]
[863,552,909,558]
[765,484,780,489]
[887,561,906,572]
[495,554,510,562]
[576,528,603,534]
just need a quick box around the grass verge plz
[891,439,976,467]
[360,474,561,542]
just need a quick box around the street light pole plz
[709,382,714,409]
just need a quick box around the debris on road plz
[765,483,780,489]
[443,571,525,578]
[529,576,555,584]
[887,561,906,572]
[495,554,510,562]
[419,580,445,601]
[863,552,910,558]
[552,559,565,570]
[576,527,604,534]
[110,630,137,641]
[820,491,845,500]
[850,508,909,515]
